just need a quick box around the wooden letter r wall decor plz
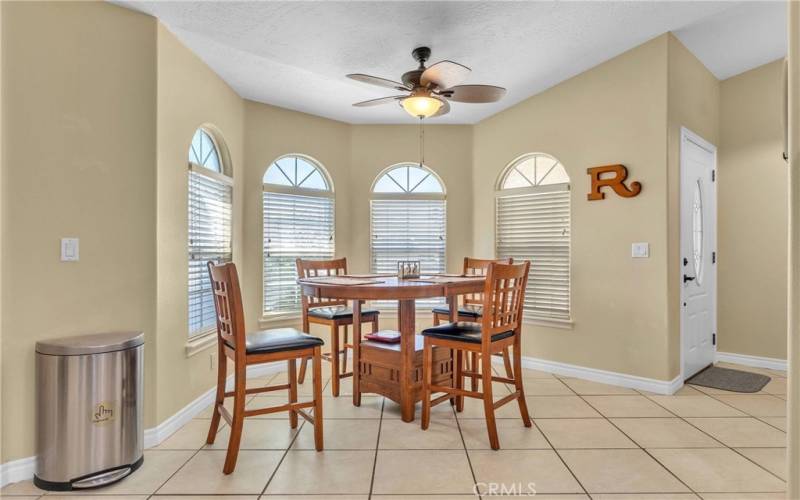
[587,164,642,201]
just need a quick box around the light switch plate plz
[61,238,79,262]
[632,242,649,258]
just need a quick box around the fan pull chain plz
[419,116,425,168]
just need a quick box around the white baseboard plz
[715,351,788,372]
[143,361,283,448]
[493,355,683,395]
[1,361,283,488]
[0,456,36,490]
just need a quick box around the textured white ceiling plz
[114,1,786,124]
[673,1,786,80]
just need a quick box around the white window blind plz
[496,189,570,321]
[263,192,334,314]
[371,198,446,307]
[188,170,232,336]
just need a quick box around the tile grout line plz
[679,383,788,484]
[686,416,787,483]
[140,378,272,499]
[366,397,386,500]
[146,439,206,498]
[576,392,701,497]
[173,372,273,497]
[525,373,591,498]
[256,365,342,496]
[641,383,788,487]
[452,392,482,500]
[702,389,787,421]
[257,416,305,496]
[753,415,789,433]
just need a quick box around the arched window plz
[371,164,446,307]
[263,155,334,314]
[188,128,233,337]
[496,153,570,321]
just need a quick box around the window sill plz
[524,317,574,330]
[256,311,573,330]
[259,312,302,330]
[185,330,217,357]
[370,308,439,320]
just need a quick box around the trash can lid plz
[36,331,144,356]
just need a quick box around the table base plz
[358,336,453,421]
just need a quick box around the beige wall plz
[665,34,721,376]
[718,59,787,360]
[472,35,672,381]
[0,2,249,462]
[154,25,245,423]
[0,2,157,462]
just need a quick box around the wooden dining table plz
[298,274,485,422]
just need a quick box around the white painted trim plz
[715,351,788,372]
[0,362,284,488]
[0,456,36,489]
[184,330,217,357]
[258,313,302,330]
[493,355,683,395]
[143,361,283,448]
[524,317,574,330]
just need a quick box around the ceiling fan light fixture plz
[401,95,443,118]
[347,47,504,119]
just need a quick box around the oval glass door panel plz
[692,179,704,285]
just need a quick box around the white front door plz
[680,127,717,379]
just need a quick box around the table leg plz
[448,294,458,322]
[352,300,362,407]
[448,293,458,406]
[398,299,416,422]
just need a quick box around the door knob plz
[683,275,696,283]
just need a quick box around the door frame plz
[679,126,718,381]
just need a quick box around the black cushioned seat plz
[421,322,514,344]
[431,304,483,318]
[225,328,324,355]
[308,306,380,320]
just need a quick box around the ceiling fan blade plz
[352,95,405,107]
[431,98,450,118]
[420,60,471,90]
[347,73,409,91]
[444,84,506,103]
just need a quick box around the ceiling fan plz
[347,46,506,119]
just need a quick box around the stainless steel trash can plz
[34,331,144,491]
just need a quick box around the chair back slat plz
[463,257,513,305]
[296,258,348,308]
[480,261,530,341]
[207,261,247,352]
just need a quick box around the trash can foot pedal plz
[34,456,143,491]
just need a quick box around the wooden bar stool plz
[432,257,515,384]
[420,261,532,450]
[296,258,380,396]
[205,261,324,474]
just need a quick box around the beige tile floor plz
[2,363,787,499]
